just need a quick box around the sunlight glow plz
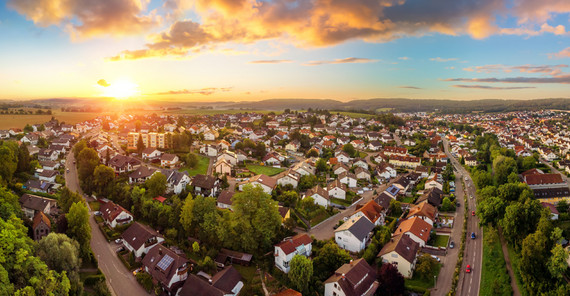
[100,79,140,100]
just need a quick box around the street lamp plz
[433,275,437,290]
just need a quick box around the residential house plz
[200,144,218,157]
[217,150,238,166]
[38,149,58,161]
[425,174,443,191]
[191,174,220,197]
[161,153,179,168]
[129,166,157,183]
[335,216,375,253]
[100,201,133,228]
[355,167,371,181]
[32,212,51,241]
[142,148,162,161]
[327,179,347,200]
[415,188,443,207]
[292,161,316,176]
[323,259,379,296]
[304,185,331,208]
[353,159,369,170]
[38,169,58,183]
[121,222,165,258]
[339,172,358,188]
[333,163,349,176]
[239,174,276,195]
[274,234,312,273]
[350,200,385,226]
[214,158,233,176]
[165,170,191,194]
[217,190,234,210]
[19,194,57,219]
[177,266,243,296]
[394,217,432,247]
[378,234,420,278]
[465,156,477,167]
[142,244,189,294]
[277,169,300,188]
[405,201,437,226]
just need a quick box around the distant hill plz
[228,99,344,110]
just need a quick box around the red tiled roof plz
[524,174,564,185]
[275,234,312,255]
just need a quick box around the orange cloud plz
[8,0,160,39]
[303,57,379,66]
[549,47,570,59]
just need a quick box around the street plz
[443,140,483,296]
[65,131,150,296]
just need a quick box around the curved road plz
[65,134,150,296]
[443,139,483,296]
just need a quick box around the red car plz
[466,265,472,273]
[472,211,475,216]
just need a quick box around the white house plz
[334,215,374,253]
[160,153,179,168]
[277,169,300,188]
[274,234,312,273]
[121,222,164,258]
[142,148,162,160]
[327,179,347,200]
[304,185,330,208]
[100,201,133,228]
[239,174,276,195]
[378,234,419,278]
[339,172,358,188]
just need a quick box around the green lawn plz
[481,227,512,296]
[234,265,257,283]
[331,197,352,207]
[432,235,449,248]
[310,211,332,226]
[401,196,415,203]
[358,152,368,158]
[405,263,441,291]
[180,155,210,176]
[88,201,100,211]
[246,164,285,176]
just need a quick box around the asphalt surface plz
[444,140,483,296]
[65,132,150,296]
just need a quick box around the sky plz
[0,0,569,102]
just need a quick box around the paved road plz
[65,140,150,296]
[307,184,386,240]
[431,171,465,296]
[444,139,483,296]
[539,158,570,184]
[109,133,125,154]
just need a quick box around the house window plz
[283,261,289,268]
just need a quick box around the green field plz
[432,234,449,248]
[481,227,512,296]
[0,111,101,130]
[180,155,210,176]
[246,164,285,176]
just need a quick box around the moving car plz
[472,211,475,216]
[466,265,472,273]
[471,232,476,239]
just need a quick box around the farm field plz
[0,111,100,129]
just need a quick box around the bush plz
[84,274,106,287]
[136,272,154,292]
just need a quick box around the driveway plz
[66,146,150,296]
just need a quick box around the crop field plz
[0,111,100,130]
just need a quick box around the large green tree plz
[67,202,92,258]
[0,186,21,220]
[145,172,167,198]
[0,144,18,184]
[493,155,517,185]
[312,241,351,281]
[288,255,313,294]
[37,233,82,294]
[93,165,115,197]
[77,148,99,192]
[59,187,83,213]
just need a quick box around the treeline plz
[0,109,52,115]
[470,135,570,294]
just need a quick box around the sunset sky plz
[0,0,569,102]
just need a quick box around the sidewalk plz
[498,227,522,296]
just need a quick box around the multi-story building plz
[127,132,169,150]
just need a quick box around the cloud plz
[248,60,293,64]
[549,47,570,59]
[303,57,379,66]
[443,75,570,84]
[452,85,536,90]
[398,57,410,61]
[97,79,110,87]
[430,57,458,62]
[462,64,568,76]
[154,87,233,95]
[399,86,422,89]
[8,0,160,39]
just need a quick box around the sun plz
[101,79,140,100]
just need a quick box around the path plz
[498,227,522,296]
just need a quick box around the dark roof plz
[533,187,570,199]
[142,244,188,290]
[128,166,156,179]
[378,234,419,264]
[374,192,392,210]
[217,190,234,206]
[416,188,443,207]
[192,174,217,189]
[19,194,56,212]
[336,216,375,241]
[32,211,51,229]
[211,266,243,294]
[100,201,131,223]
[39,169,58,178]
[121,222,161,251]
[323,259,379,296]
[161,153,178,161]
[525,174,565,186]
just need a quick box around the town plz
[3,108,570,296]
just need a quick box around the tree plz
[180,194,195,233]
[415,253,437,280]
[73,140,87,159]
[23,124,33,133]
[556,200,569,214]
[501,197,542,246]
[306,149,319,158]
[377,263,405,296]
[316,158,328,173]
[342,143,356,158]
[137,135,145,154]
[185,152,199,168]
[37,233,82,294]
[0,144,17,183]
[472,170,493,189]
[59,187,83,213]
[440,197,455,212]
[277,191,299,207]
[493,155,517,185]
[548,244,569,280]
[520,230,551,293]
[389,199,402,217]
[145,172,167,198]
[77,148,99,192]
[16,144,30,173]
[192,241,200,253]
[313,241,351,281]
[93,165,115,197]
[67,202,92,258]
[298,174,317,191]
[0,216,71,295]
[0,186,21,220]
[477,195,507,226]
[288,255,313,294]
[231,185,282,253]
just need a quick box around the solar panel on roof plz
[157,254,174,270]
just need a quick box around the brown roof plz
[274,289,302,296]
[121,222,162,251]
[211,266,243,294]
[192,174,218,189]
[395,217,432,243]
[306,185,329,200]
[354,200,384,223]
[217,190,234,206]
[378,233,419,264]
[275,234,312,256]
[525,174,565,186]
[100,201,131,223]
[249,174,277,189]
[32,211,51,229]
[19,194,56,212]
[161,153,178,161]
[327,179,347,191]
[142,244,188,290]
[323,259,379,296]
[406,201,436,221]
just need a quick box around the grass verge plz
[480,226,512,296]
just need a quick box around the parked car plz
[431,255,441,262]
[132,267,142,276]
[66,168,70,173]
[466,265,472,273]
[471,232,476,239]
[449,241,455,248]
[116,246,125,253]
[472,211,475,216]
[115,238,123,244]
[456,202,461,207]
[94,211,102,216]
